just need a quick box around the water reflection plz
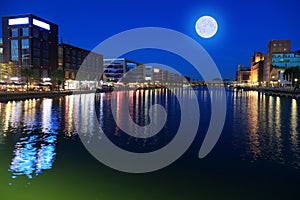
[0,99,61,179]
[232,90,300,168]
[1,88,300,181]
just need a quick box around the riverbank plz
[0,90,96,102]
[236,87,300,99]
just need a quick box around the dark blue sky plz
[1,0,300,79]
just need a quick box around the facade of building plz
[269,51,300,84]
[58,43,103,89]
[263,40,290,83]
[2,14,58,80]
[236,64,250,84]
[250,52,264,84]
[272,51,300,68]
[103,58,143,83]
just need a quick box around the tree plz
[0,62,14,81]
[51,68,65,90]
[21,68,37,90]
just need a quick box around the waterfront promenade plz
[237,86,300,99]
[0,90,95,102]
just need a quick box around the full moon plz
[195,16,218,38]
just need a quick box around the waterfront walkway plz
[0,90,95,102]
[238,87,300,99]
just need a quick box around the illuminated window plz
[22,39,29,49]
[10,40,19,62]
[22,49,30,65]
[22,28,29,36]
[11,28,18,37]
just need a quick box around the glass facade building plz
[272,52,300,68]
[2,14,58,80]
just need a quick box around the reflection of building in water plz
[9,98,58,179]
[247,91,261,159]
[290,99,299,164]
[64,95,75,136]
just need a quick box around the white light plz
[42,77,51,82]
[10,77,19,81]
[195,16,218,38]
[154,68,160,73]
[8,17,29,25]
[33,19,50,30]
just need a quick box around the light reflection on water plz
[0,89,300,180]
[0,98,62,179]
[232,90,300,168]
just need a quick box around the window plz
[10,40,19,62]
[71,50,76,57]
[33,39,40,48]
[33,28,39,38]
[77,57,82,65]
[11,28,18,37]
[42,43,49,50]
[42,59,49,67]
[42,49,48,59]
[58,47,63,59]
[22,28,29,36]
[65,48,70,55]
[22,39,29,49]
[33,58,40,66]
[65,55,70,62]
[33,48,40,58]
[42,32,48,40]
[22,49,30,65]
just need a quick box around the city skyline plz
[1,0,300,80]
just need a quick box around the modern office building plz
[58,43,103,89]
[2,14,58,81]
[250,52,264,84]
[103,58,143,83]
[263,40,290,83]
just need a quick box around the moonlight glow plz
[195,16,218,38]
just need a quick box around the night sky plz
[1,0,300,80]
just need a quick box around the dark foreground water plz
[0,88,300,200]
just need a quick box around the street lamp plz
[294,78,298,89]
